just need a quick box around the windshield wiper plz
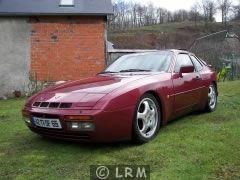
[119,69,151,73]
[98,71,118,74]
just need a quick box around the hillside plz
[108,21,240,50]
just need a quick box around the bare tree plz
[173,9,189,22]
[146,3,156,25]
[233,0,240,20]
[132,3,138,28]
[190,2,201,26]
[157,8,164,24]
[167,11,173,22]
[201,0,217,23]
[109,0,206,30]
[217,0,232,27]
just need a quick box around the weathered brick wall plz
[30,16,106,81]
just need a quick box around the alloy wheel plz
[137,98,159,138]
[208,85,217,110]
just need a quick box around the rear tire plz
[205,84,217,112]
[132,94,161,144]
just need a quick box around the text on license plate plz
[32,117,62,129]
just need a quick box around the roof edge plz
[0,12,113,16]
[0,0,113,17]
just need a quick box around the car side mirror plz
[179,65,194,76]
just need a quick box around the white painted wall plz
[0,17,31,98]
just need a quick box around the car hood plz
[44,74,154,94]
[31,73,155,107]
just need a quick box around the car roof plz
[169,49,191,54]
[120,49,192,57]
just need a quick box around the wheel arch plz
[212,81,218,96]
[144,90,165,125]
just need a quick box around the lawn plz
[109,22,240,36]
[0,81,240,180]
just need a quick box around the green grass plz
[109,21,240,37]
[109,22,225,35]
[0,81,240,179]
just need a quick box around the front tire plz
[132,94,161,144]
[205,84,217,112]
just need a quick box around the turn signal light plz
[22,110,31,124]
[22,110,30,118]
[65,115,93,121]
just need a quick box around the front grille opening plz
[49,103,60,108]
[40,102,49,108]
[59,103,72,109]
[33,102,41,107]
[32,102,72,109]
[31,113,60,119]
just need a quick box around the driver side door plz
[172,53,202,116]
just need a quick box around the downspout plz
[104,16,108,68]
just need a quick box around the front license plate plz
[32,117,62,129]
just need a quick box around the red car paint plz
[22,50,217,142]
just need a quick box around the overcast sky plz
[121,0,239,22]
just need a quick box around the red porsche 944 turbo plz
[22,49,218,143]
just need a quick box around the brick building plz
[0,0,113,97]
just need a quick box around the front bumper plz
[23,107,135,143]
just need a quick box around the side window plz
[190,55,203,72]
[175,54,194,72]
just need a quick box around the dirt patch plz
[209,115,232,123]
[109,32,194,49]
[215,166,240,179]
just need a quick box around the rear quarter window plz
[190,55,203,72]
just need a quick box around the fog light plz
[81,122,95,130]
[69,122,95,131]
[22,110,31,124]
[71,122,80,129]
[23,117,31,124]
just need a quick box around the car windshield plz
[103,52,172,73]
